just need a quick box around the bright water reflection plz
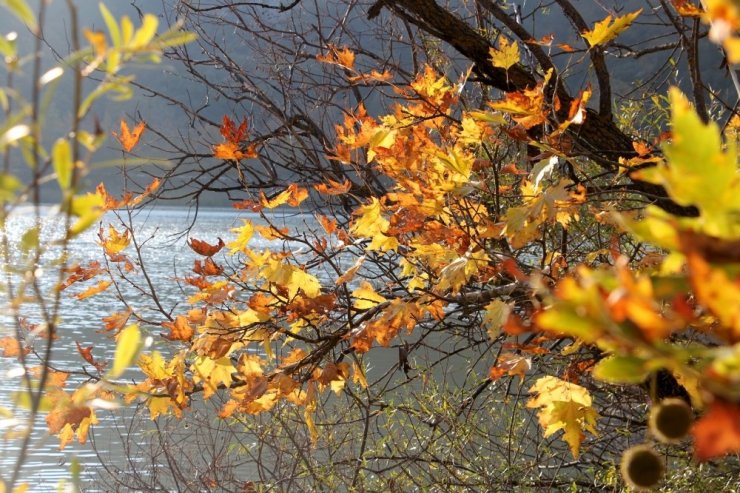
[0,206,316,491]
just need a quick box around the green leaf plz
[52,138,73,190]
[99,2,120,47]
[109,324,141,379]
[536,308,602,343]
[78,76,134,118]
[0,172,21,201]
[1,0,37,31]
[155,29,198,49]
[593,355,650,384]
[69,191,106,237]
[20,226,39,252]
[0,33,17,58]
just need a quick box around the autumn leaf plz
[259,183,309,208]
[112,119,145,152]
[191,355,236,399]
[76,341,105,371]
[352,281,386,310]
[483,299,511,339]
[193,257,224,276]
[161,315,195,342]
[489,36,520,69]
[228,220,254,254]
[316,44,355,69]
[212,115,256,160]
[581,10,642,47]
[693,400,740,461]
[75,280,112,300]
[314,179,352,196]
[528,375,599,458]
[188,237,225,257]
[671,0,702,17]
[0,336,30,357]
[101,309,133,334]
[99,224,130,255]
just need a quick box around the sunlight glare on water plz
[0,205,315,491]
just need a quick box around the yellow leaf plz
[336,255,366,285]
[99,224,130,255]
[261,258,322,298]
[581,10,642,47]
[350,197,388,237]
[147,396,173,420]
[191,355,235,399]
[109,324,141,378]
[352,281,386,310]
[527,375,599,458]
[70,190,106,237]
[483,299,511,339]
[489,36,520,69]
[227,219,254,254]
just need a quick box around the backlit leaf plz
[528,375,599,458]
[581,10,642,47]
[109,324,141,378]
[489,36,520,69]
[112,119,145,152]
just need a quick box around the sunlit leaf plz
[109,324,141,378]
[112,119,145,152]
[489,36,520,69]
[581,10,642,47]
[528,375,599,458]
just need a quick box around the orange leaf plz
[693,400,740,461]
[161,315,195,342]
[316,44,355,69]
[75,280,111,300]
[76,341,104,370]
[101,309,132,334]
[314,179,352,196]
[188,237,225,257]
[317,215,337,235]
[60,261,104,290]
[112,119,145,152]
[219,115,248,143]
[193,257,224,276]
[672,0,702,17]
[46,405,91,434]
[0,336,30,357]
[213,116,256,160]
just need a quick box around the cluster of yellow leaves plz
[527,376,599,458]
[538,89,740,460]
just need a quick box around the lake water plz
[0,206,318,491]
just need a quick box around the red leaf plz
[693,400,740,461]
[188,237,225,257]
[75,341,104,371]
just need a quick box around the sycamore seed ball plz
[649,398,693,443]
[620,444,665,491]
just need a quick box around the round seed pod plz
[620,444,665,491]
[649,398,693,443]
